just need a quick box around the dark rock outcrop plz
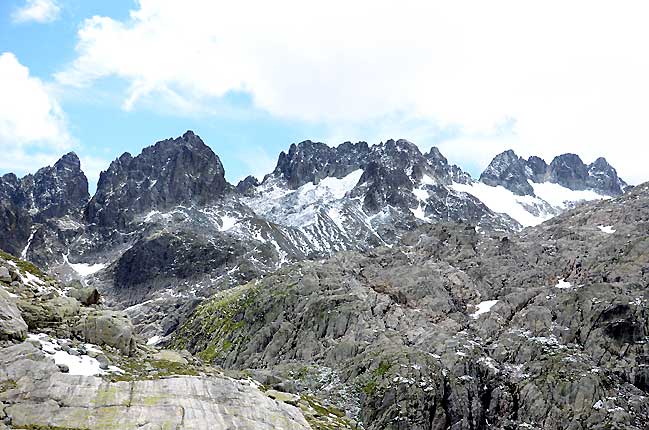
[26,152,89,220]
[0,152,88,256]
[86,131,229,229]
[273,140,371,189]
[480,149,628,196]
[479,149,535,195]
[236,175,260,194]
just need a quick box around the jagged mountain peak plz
[425,146,447,164]
[479,149,534,196]
[235,175,259,194]
[27,152,89,218]
[479,149,627,197]
[86,132,229,229]
[272,139,370,189]
[0,151,89,256]
[54,151,81,168]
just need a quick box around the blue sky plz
[0,0,335,188]
[1,0,648,191]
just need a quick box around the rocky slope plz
[172,182,649,429]
[0,250,341,430]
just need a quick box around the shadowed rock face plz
[86,131,229,229]
[479,149,535,195]
[273,140,371,189]
[587,156,627,195]
[0,152,88,256]
[28,152,90,220]
[480,149,628,196]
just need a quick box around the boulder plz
[0,288,27,341]
[152,349,188,365]
[49,296,81,319]
[0,266,11,283]
[69,287,100,305]
[78,310,136,356]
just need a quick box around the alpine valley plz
[1,131,646,430]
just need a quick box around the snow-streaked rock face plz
[86,130,229,229]
[472,149,624,226]
[452,179,611,227]
[0,152,89,258]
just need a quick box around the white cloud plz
[12,0,60,23]
[232,145,276,183]
[78,155,108,192]
[57,0,649,184]
[0,52,71,174]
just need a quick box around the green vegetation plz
[362,380,378,396]
[358,359,393,397]
[0,379,17,392]
[374,360,391,377]
[171,282,260,363]
[108,357,199,382]
[0,248,46,279]
[298,395,358,430]
[20,425,85,430]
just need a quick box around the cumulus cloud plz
[0,53,83,178]
[57,0,649,184]
[12,0,60,23]
[78,155,109,192]
[0,52,70,153]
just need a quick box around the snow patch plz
[28,333,122,376]
[219,215,238,231]
[555,278,572,289]
[147,335,162,346]
[471,300,499,319]
[63,253,106,277]
[20,229,36,259]
[452,180,609,228]
[598,225,616,234]
[530,181,608,208]
[452,182,550,227]
[410,205,427,221]
[327,207,346,231]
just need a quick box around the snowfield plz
[452,179,608,227]
[471,300,499,319]
[28,333,122,376]
[63,253,106,277]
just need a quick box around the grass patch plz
[0,248,46,278]
[170,282,260,364]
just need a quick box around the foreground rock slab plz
[0,343,311,430]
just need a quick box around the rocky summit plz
[0,130,644,429]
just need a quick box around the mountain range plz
[1,130,647,429]
[0,131,628,338]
